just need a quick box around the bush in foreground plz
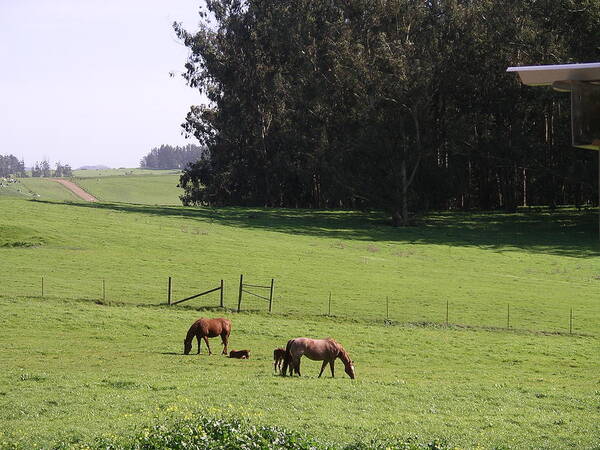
[88,416,449,450]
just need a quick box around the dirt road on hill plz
[52,179,98,202]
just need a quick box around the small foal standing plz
[281,338,355,379]
[273,347,286,373]
[183,318,231,355]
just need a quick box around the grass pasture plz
[1,297,598,449]
[1,194,600,448]
[72,168,180,178]
[1,198,599,334]
[0,178,81,202]
[73,172,182,205]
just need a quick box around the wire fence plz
[1,273,597,336]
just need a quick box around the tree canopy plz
[0,154,26,178]
[139,144,207,170]
[176,0,600,224]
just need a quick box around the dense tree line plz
[0,154,26,178]
[175,0,600,224]
[30,160,72,177]
[139,144,207,169]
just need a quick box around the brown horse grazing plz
[273,347,285,372]
[281,338,355,379]
[229,349,250,359]
[183,318,231,355]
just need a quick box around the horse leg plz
[329,361,335,378]
[296,357,302,376]
[221,333,228,355]
[318,361,327,378]
[197,335,201,354]
[203,336,212,355]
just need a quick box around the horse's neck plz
[337,348,351,366]
[185,324,197,343]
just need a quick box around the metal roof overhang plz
[507,62,600,91]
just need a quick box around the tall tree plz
[175,0,600,218]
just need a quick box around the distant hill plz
[77,165,111,170]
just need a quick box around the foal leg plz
[318,361,327,378]
[329,361,335,378]
[203,336,212,355]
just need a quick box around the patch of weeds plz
[148,385,178,391]
[1,241,38,248]
[19,373,46,382]
[92,416,452,450]
[103,380,139,390]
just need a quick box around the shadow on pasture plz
[159,352,181,356]
[32,199,600,258]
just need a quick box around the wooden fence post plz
[237,274,243,312]
[569,307,573,334]
[386,297,389,320]
[168,277,172,305]
[220,279,224,308]
[268,278,274,313]
[446,300,449,325]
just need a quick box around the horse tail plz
[281,339,294,377]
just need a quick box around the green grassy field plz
[1,195,599,448]
[0,178,81,202]
[72,168,180,178]
[0,171,183,205]
[1,296,598,449]
[73,173,182,205]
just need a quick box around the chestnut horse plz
[273,347,285,373]
[183,318,231,355]
[281,338,355,379]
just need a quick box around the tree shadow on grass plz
[32,200,600,258]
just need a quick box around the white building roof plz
[507,62,600,91]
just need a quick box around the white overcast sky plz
[0,0,204,169]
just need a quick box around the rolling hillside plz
[1,195,599,448]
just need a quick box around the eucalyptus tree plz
[175,0,600,218]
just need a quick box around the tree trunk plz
[401,159,408,225]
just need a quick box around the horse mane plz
[334,342,351,365]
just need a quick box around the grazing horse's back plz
[195,317,231,337]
